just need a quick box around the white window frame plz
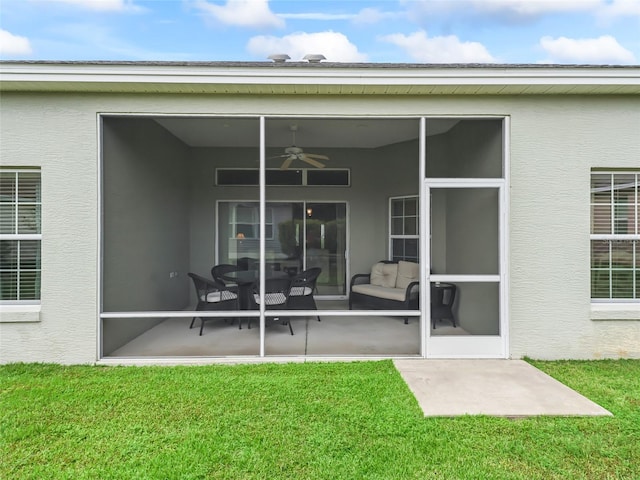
[0,168,42,305]
[590,170,639,302]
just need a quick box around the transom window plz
[591,171,639,301]
[0,169,42,302]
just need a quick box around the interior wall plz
[101,118,191,354]
[455,283,500,335]
[445,120,503,178]
[188,145,399,285]
[430,190,447,274]
[446,188,499,275]
[376,139,421,260]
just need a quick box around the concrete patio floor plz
[104,304,612,418]
[394,359,613,417]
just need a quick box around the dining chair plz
[287,267,322,322]
[211,263,241,289]
[249,277,294,335]
[188,272,239,336]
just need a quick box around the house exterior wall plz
[0,91,638,363]
[508,95,640,359]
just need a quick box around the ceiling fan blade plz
[268,154,289,160]
[300,154,326,169]
[303,153,329,161]
[280,155,295,170]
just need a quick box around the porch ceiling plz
[154,117,461,148]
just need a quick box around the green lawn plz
[1,360,639,479]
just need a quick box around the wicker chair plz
[188,272,239,336]
[211,263,241,289]
[287,267,322,322]
[248,277,294,335]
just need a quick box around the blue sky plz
[1,0,639,64]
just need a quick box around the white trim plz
[97,114,104,360]
[0,234,42,240]
[423,117,509,359]
[2,63,638,94]
[590,234,640,240]
[591,303,640,320]
[430,274,501,283]
[501,116,511,358]
[423,178,505,187]
[259,116,266,357]
[0,304,41,323]
[419,117,428,358]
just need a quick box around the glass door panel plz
[305,202,346,296]
[266,202,304,276]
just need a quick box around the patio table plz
[222,269,290,311]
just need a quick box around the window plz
[591,171,639,301]
[0,169,41,303]
[389,195,419,262]
[231,204,273,239]
[216,168,350,186]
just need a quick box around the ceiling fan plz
[269,125,328,170]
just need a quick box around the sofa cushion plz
[370,262,398,288]
[352,284,408,302]
[396,261,419,289]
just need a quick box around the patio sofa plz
[349,260,420,324]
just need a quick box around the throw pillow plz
[396,261,419,289]
[370,262,398,288]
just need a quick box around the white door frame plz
[423,180,508,358]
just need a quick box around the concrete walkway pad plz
[394,359,612,417]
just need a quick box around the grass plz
[1,360,639,479]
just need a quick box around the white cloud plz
[44,0,142,12]
[597,0,640,19]
[380,30,497,63]
[0,29,33,57]
[471,0,600,17]
[193,0,284,29]
[279,13,353,21]
[401,0,598,21]
[352,7,406,25]
[246,31,368,62]
[539,35,636,64]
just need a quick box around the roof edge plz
[1,60,639,95]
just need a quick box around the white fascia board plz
[1,62,639,92]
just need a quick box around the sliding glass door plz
[217,201,347,297]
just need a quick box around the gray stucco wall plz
[508,95,640,359]
[1,92,638,362]
[101,118,191,355]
